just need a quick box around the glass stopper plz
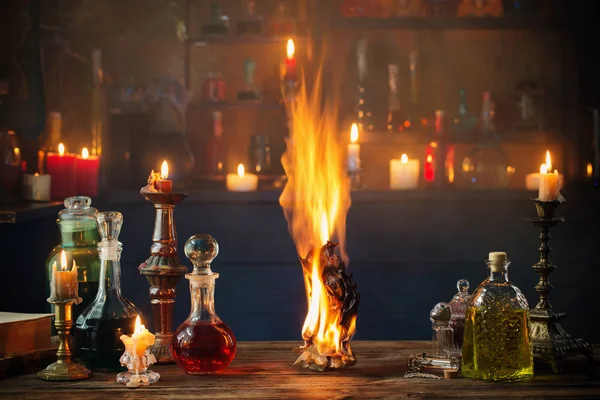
[457,279,470,293]
[97,212,123,241]
[65,196,92,211]
[430,302,451,325]
[185,234,219,275]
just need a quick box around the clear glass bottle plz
[451,89,476,139]
[430,302,454,359]
[462,252,534,382]
[75,212,143,372]
[386,64,404,133]
[206,111,227,174]
[46,196,100,322]
[448,279,471,352]
[172,234,236,375]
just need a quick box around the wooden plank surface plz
[0,341,597,399]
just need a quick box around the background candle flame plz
[350,123,358,143]
[58,143,65,156]
[82,147,89,159]
[160,160,169,179]
[287,38,295,59]
[400,154,408,163]
[237,163,245,177]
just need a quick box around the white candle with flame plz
[525,150,563,191]
[49,250,79,301]
[23,172,51,201]
[120,316,155,370]
[390,154,420,190]
[538,150,561,201]
[347,123,360,172]
[226,164,258,192]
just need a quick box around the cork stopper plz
[488,251,507,272]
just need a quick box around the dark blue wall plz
[2,187,599,343]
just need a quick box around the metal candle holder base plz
[527,198,593,373]
[140,192,188,363]
[37,301,91,381]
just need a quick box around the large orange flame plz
[279,71,353,359]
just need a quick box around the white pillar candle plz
[538,150,561,201]
[226,164,258,192]
[23,173,51,201]
[390,154,420,190]
[347,123,360,172]
[526,172,563,191]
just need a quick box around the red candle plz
[47,143,77,200]
[424,144,435,182]
[284,38,297,81]
[155,160,172,193]
[76,147,100,197]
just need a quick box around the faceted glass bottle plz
[46,196,100,321]
[462,252,534,382]
[430,302,454,359]
[172,234,236,375]
[75,212,143,372]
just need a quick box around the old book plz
[0,312,53,358]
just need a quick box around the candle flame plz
[426,154,433,163]
[540,163,548,174]
[400,154,408,164]
[350,123,359,143]
[58,143,65,156]
[14,147,20,155]
[587,162,593,178]
[287,38,295,59]
[545,150,552,171]
[60,250,67,272]
[81,147,89,159]
[161,160,169,179]
[134,315,142,334]
[34,172,39,177]
[237,163,245,177]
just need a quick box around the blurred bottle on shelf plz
[201,1,229,37]
[386,64,404,132]
[402,51,429,133]
[237,0,263,36]
[355,38,374,132]
[461,91,511,188]
[457,0,503,17]
[248,135,271,174]
[1,129,22,202]
[268,2,297,36]
[206,111,227,174]
[37,112,62,174]
[425,0,460,16]
[451,89,477,140]
[426,110,454,187]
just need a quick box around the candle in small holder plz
[23,172,51,201]
[48,250,81,303]
[226,164,258,192]
[117,315,159,388]
[538,150,561,201]
[155,160,173,193]
[284,38,297,81]
[390,154,420,190]
[347,123,360,173]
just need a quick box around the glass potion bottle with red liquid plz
[172,234,236,374]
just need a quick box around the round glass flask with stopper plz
[75,212,143,372]
[171,234,236,374]
[46,196,100,321]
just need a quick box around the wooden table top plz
[0,341,598,399]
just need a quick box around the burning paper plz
[279,72,359,370]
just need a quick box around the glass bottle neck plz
[488,268,509,282]
[188,274,220,323]
[96,241,123,298]
[58,221,100,247]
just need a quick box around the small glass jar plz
[46,196,100,321]
[430,302,454,359]
[448,279,471,352]
[172,234,236,375]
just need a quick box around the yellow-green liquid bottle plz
[462,252,533,382]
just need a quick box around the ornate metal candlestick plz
[37,300,91,381]
[527,197,593,372]
[139,192,188,363]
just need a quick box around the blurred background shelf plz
[189,35,306,47]
[334,17,560,31]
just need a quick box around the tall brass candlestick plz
[139,192,188,363]
[37,300,91,381]
[527,198,593,373]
